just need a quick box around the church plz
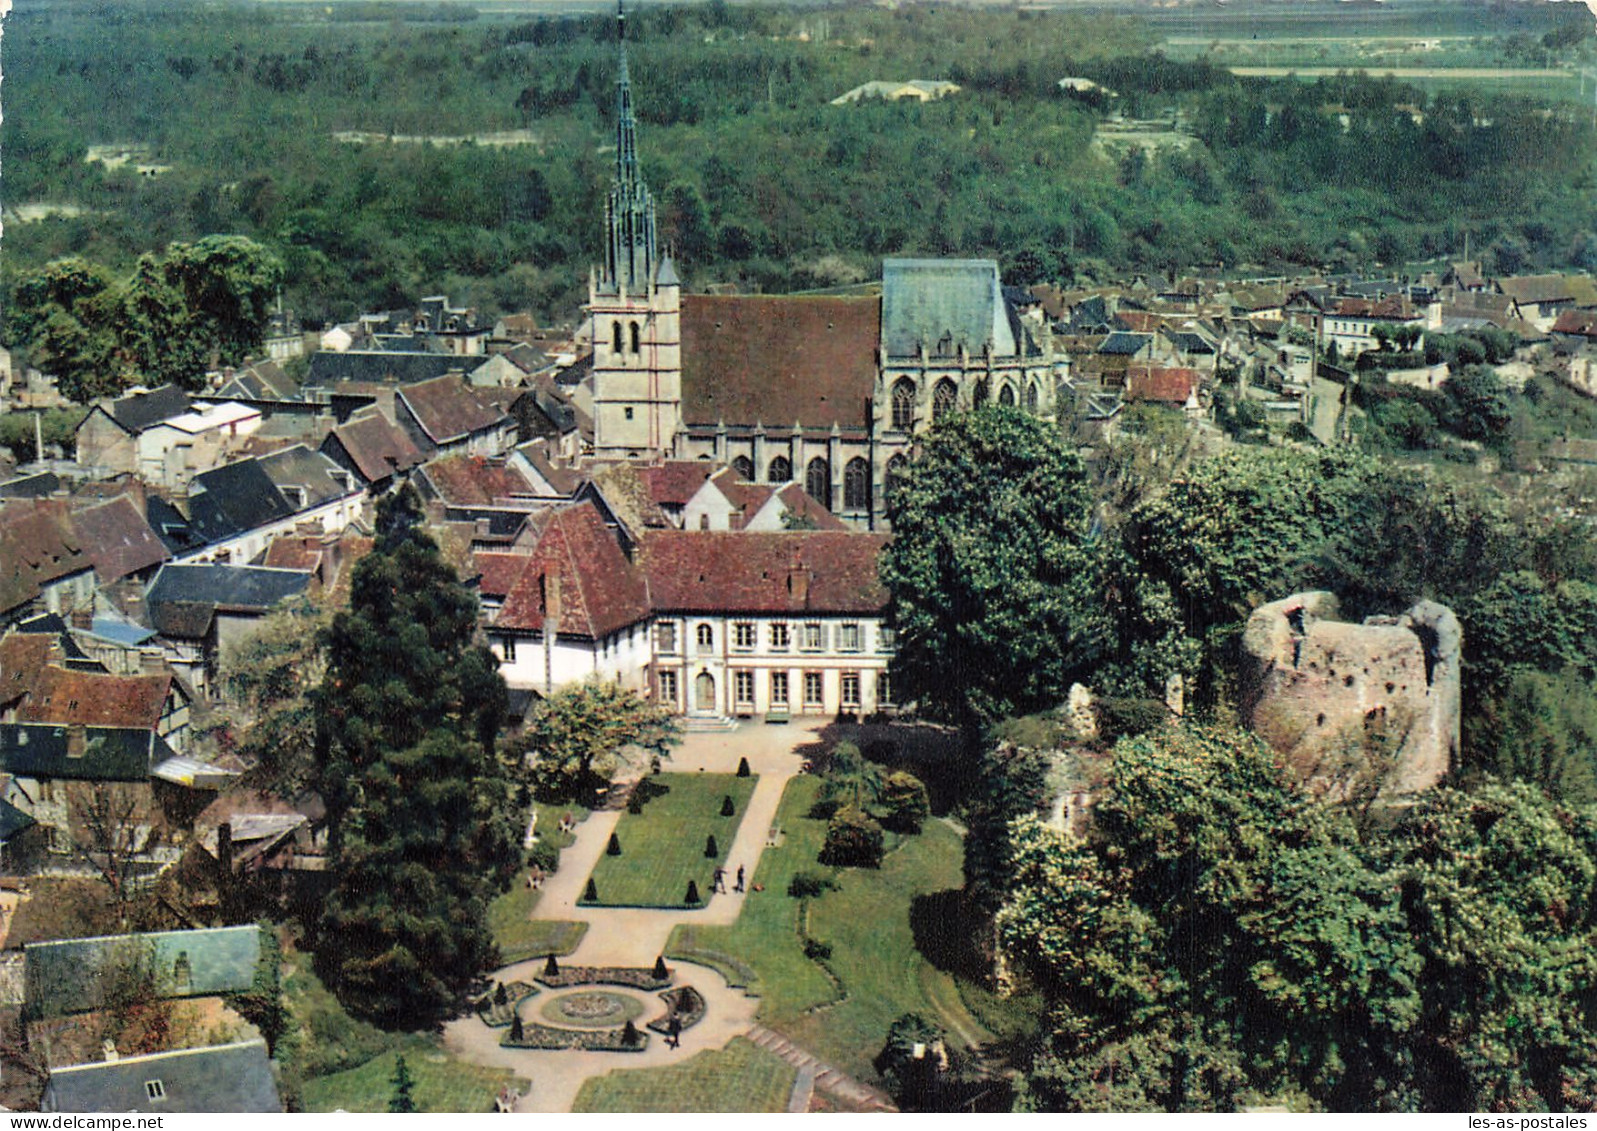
[585,2,1066,528]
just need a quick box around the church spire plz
[599,0,657,296]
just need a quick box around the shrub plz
[736,756,751,777]
[622,1019,640,1047]
[545,953,559,977]
[819,806,884,868]
[788,871,835,898]
[527,839,560,874]
[652,955,669,981]
[493,982,509,1006]
[606,832,622,856]
[705,833,718,858]
[684,879,701,905]
[583,878,598,902]
[720,794,735,817]
[803,937,833,960]
[880,771,931,834]
[510,1012,524,1042]
[627,792,644,815]
[1094,697,1169,745]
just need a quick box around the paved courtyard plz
[443,720,838,1113]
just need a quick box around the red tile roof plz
[680,295,881,430]
[496,504,650,639]
[260,537,324,573]
[1331,296,1420,320]
[0,634,51,705]
[638,462,717,507]
[326,409,425,483]
[0,501,91,616]
[1553,309,1597,337]
[641,531,888,614]
[1116,310,1166,334]
[473,551,529,601]
[421,455,534,507]
[397,375,507,445]
[1125,366,1199,405]
[19,665,173,731]
[70,495,169,584]
[772,483,850,531]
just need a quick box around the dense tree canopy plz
[881,406,1111,731]
[999,724,1597,1111]
[510,678,678,803]
[314,486,519,1025]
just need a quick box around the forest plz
[3,0,1595,329]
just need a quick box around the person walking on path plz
[667,1015,682,1049]
[734,865,745,893]
[713,866,727,894]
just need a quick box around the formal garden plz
[581,773,758,908]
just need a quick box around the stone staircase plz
[746,1024,898,1113]
[682,714,739,733]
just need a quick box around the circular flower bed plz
[540,990,645,1030]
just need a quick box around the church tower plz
[589,0,682,459]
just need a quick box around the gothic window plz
[932,379,958,422]
[891,378,916,430]
[885,453,909,508]
[973,378,990,409]
[806,457,831,509]
[612,321,623,354]
[998,383,1016,407]
[732,455,755,481]
[1026,382,1039,412]
[767,454,792,483]
[629,320,641,354]
[843,457,870,511]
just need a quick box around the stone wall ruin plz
[1241,591,1461,799]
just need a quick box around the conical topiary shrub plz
[705,833,718,858]
[584,877,598,902]
[623,1018,640,1047]
[510,1012,524,1042]
[494,982,509,1006]
[653,955,669,981]
[545,953,559,977]
[685,879,701,905]
[607,831,622,855]
[736,756,751,777]
[720,794,735,817]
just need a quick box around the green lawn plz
[667,776,995,1083]
[585,773,757,908]
[488,801,592,963]
[571,1037,796,1113]
[301,1046,531,1113]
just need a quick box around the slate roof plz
[18,666,172,730]
[679,295,881,431]
[27,925,262,1018]
[106,386,192,434]
[308,350,465,386]
[215,360,301,403]
[641,531,889,615]
[45,1039,281,1113]
[187,460,294,545]
[496,504,650,639]
[322,408,426,485]
[882,258,1015,357]
[514,440,583,497]
[71,495,169,584]
[1099,331,1153,356]
[145,496,208,556]
[0,472,61,499]
[0,723,168,783]
[0,796,35,841]
[398,375,508,445]
[0,500,92,616]
[146,564,312,639]
[256,445,358,509]
[420,455,535,507]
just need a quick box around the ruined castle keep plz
[1241,591,1462,797]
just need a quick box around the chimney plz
[66,726,86,760]
[787,562,811,605]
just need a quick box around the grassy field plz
[571,1037,797,1114]
[667,775,995,1083]
[585,773,758,908]
[301,1046,531,1114]
[488,800,592,962]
